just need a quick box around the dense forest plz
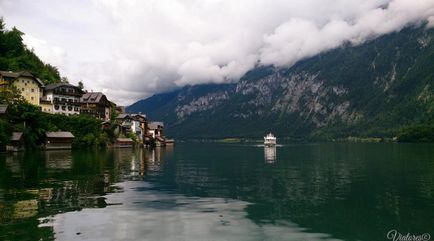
[0,17,61,84]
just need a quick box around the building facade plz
[116,113,147,143]
[80,92,112,121]
[0,71,44,105]
[45,131,75,150]
[42,83,83,115]
[147,122,164,138]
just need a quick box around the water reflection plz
[46,150,72,170]
[264,146,276,163]
[0,143,433,241]
[5,152,22,175]
[43,181,343,241]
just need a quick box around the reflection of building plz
[264,146,277,163]
[144,147,165,171]
[13,199,38,219]
[45,150,73,170]
[113,148,145,180]
[5,152,22,174]
[80,92,112,121]
[0,71,44,106]
[42,83,83,115]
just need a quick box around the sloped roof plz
[80,92,109,104]
[11,132,23,141]
[46,131,74,138]
[148,121,164,130]
[0,71,44,87]
[44,82,83,92]
[132,113,146,119]
[116,113,130,119]
[0,104,8,114]
[0,71,19,78]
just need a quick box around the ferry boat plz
[264,133,277,146]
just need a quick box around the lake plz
[0,142,433,241]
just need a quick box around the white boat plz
[264,133,277,146]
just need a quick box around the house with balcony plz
[0,71,44,106]
[147,121,165,146]
[116,113,147,143]
[42,83,83,115]
[80,92,112,121]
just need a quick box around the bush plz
[396,124,434,142]
[6,102,113,149]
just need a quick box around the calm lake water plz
[0,142,433,241]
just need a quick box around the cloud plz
[22,34,67,71]
[1,0,434,105]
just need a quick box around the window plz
[62,106,66,110]
[21,88,24,91]
[25,83,27,86]
[68,106,73,111]
[54,105,59,110]
[31,89,34,92]
[74,107,79,111]
[31,97,34,100]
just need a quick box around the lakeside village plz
[0,70,173,152]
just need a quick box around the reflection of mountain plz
[1,144,434,241]
[161,143,434,241]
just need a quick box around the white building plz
[42,83,83,115]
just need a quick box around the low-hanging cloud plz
[1,0,434,105]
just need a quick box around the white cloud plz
[1,0,434,105]
[22,34,67,71]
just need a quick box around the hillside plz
[127,25,434,140]
[0,18,61,84]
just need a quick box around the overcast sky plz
[1,0,433,105]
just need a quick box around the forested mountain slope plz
[128,26,434,139]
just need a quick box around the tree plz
[0,84,25,105]
[78,80,84,90]
[0,17,61,84]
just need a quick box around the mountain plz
[127,25,434,140]
[0,18,61,84]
